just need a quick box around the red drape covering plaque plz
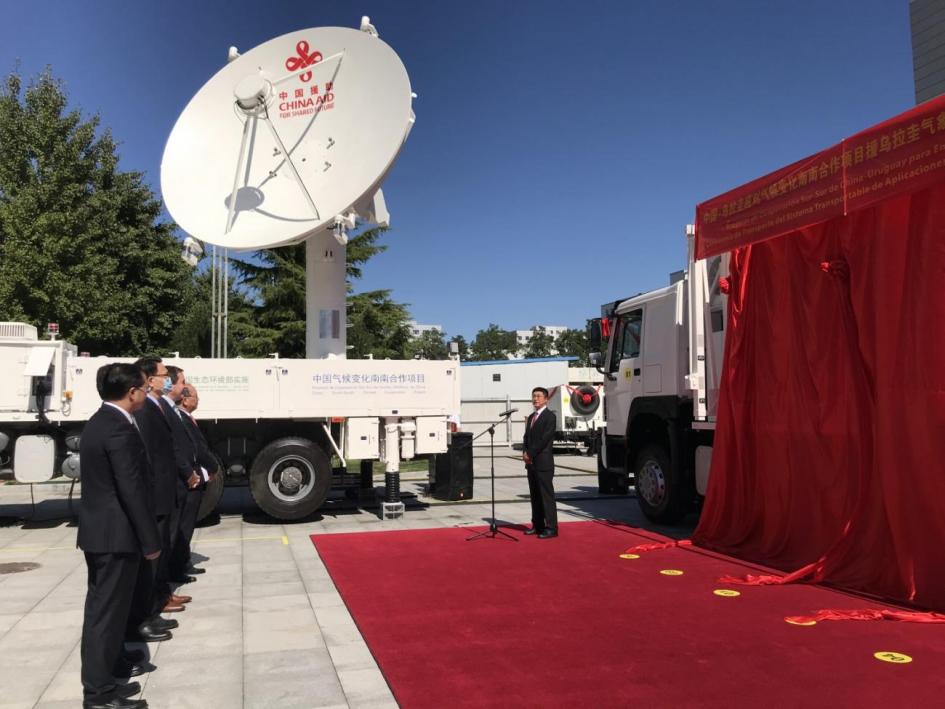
[695,94,945,259]
[693,182,945,610]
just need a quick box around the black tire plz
[570,385,601,416]
[634,443,686,523]
[587,429,602,457]
[249,438,331,520]
[597,444,628,495]
[196,455,225,522]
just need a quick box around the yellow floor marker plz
[874,651,912,664]
[785,618,817,626]
[713,589,740,597]
[660,569,684,576]
[619,553,640,560]
[282,535,289,545]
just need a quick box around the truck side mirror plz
[589,350,615,381]
[587,318,602,352]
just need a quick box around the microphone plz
[498,408,518,417]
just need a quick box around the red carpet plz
[310,521,944,708]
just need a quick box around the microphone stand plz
[466,411,518,542]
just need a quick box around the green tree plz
[406,328,449,360]
[555,327,590,365]
[229,226,408,358]
[347,289,412,359]
[0,69,198,355]
[229,244,306,357]
[168,270,213,356]
[469,324,517,361]
[522,326,555,358]
[345,226,388,282]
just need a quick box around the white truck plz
[590,226,729,523]
[458,358,603,450]
[0,322,459,520]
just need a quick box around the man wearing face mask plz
[125,358,195,642]
[170,384,218,579]
[162,367,205,583]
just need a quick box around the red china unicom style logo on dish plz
[285,41,322,82]
[277,40,335,119]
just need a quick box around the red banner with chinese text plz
[695,94,945,259]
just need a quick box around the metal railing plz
[460,396,533,447]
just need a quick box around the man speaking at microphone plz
[523,387,557,538]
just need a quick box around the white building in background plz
[407,320,443,339]
[513,325,568,358]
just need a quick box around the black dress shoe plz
[171,575,196,584]
[186,566,206,574]
[121,649,146,664]
[83,696,147,709]
[130,623,172,642]
[114,662,155,678]
[524,528,542,536]
[538,530,558,539]
[111,681,141,697]
[150,616,178,630]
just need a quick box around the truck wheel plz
[597,446,628,495]
[249,438,331,520]
[196,455,225,522]
[634,444,686,523]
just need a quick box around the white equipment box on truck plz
[0,325,458,520]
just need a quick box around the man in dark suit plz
[126,358,197,639]
[170,384,219,578]
[523,386,558,538]
[162,368,208,582]
[78,363,158,709]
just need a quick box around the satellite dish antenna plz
[161,18,415,358]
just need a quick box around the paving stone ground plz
[0,450,696,708]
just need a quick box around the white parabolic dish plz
[161,26,414,250]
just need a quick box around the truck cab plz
[591,227,729,523]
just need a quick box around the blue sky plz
[1,1,916,340]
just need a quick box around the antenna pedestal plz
[305,233,347,358]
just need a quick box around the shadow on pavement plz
[555,487,701,541]
[0,499,77,529]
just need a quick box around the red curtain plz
[694,183,945,611]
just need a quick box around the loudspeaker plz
[432,432,473,501]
